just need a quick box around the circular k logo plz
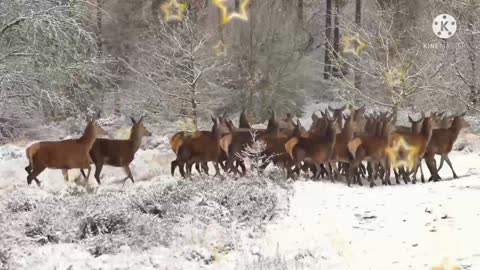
[432,14,457,39]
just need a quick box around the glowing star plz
[160,0,188,22]
[342,33,367,57]
[213,0,251,24]
[213,41,226,56]
[385,136,420,170]
[431,258,462,270]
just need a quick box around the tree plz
[0,0,114,137]
[124,13,228,130]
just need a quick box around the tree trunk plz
[354,0,362,90]
[332,0,340,77]
[324,0,332,80]
[297,0,303,24]
[467,17,478,106]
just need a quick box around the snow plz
[0,117,479,269]
[253,152,480,270]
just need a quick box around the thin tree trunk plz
[324,0,332,80]
[332,0,340,77]
[467,17,478,106]
[354,0,362,90]
[297,0,303,24]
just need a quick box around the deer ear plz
[311,113,319,121]
[139,115,145,123]
[460,111,467,117]
[130,117,137,124]
[408,115,414,123]
[211,116,216,123]
[340,104,347,111]
[328,106,334,112]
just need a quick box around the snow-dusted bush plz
[0,177,286,264]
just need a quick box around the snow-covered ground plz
[1,113,479,270]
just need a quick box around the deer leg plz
[123,166,135,183]
[178,162,187,178]
[195,163,202,175]
[419,159,425,183]
[443,154,458,179]
[93,162,103,185]
[213,162,221,177]
[437,155,445,172]
[383,159,391,186]
[201,162,209,175]
[27,165,45,187]
[313,163,321,180]
[326,163,335,183]
[170,160,178,176]
[61,169,68,183]
[411,159,421,184]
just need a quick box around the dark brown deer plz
[174,117,230,178]
[25,117,106,186]
[389,115,434,184]
[285,117,339,180]
[80,116,152,185]
[170,131,209,176]
[348,116,395,187]
[424,112,469,181]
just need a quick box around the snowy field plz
[1,113,479,270]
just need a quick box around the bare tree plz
[124,13,228,130]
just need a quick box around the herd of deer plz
[170,105,469,187]
[25,116,151,187]
[23,105,469,188]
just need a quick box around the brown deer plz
[173,117,230,178]
[424,112,469,181]
[79,116,152,185]
[285,117,339,180]
[25,117,106,186]
[348,116,395,187]
[170,131,209,176]
[389,115,434,184]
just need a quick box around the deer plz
[424,112,469,182]
[78,116,152,185]
[347,115,396,187]
[388,115,434,184]
[219,111,294,176]
[170,131,209,176]
[173,116,230,178]
[25,116,106,186]
[285,117,339,180]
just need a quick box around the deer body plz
[424,114,469,181]
[83,117,151,185]
[25,119,105,186]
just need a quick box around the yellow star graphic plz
[431,258,462,270]
[213,0,251,24]
[342,33,367,57]
[385,136,420,170]
[213,41,227,56]
[160,0,188,22]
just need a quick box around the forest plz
[1,0,478,139]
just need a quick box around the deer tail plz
[170,133,184,155]
[285,137,299,159]
[347,138,362,160]
[26,143,40,169]
[219,134,232,157]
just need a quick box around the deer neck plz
[129,129,144,152]
[78,124,97,149]
[421,121,433,143]
[341,124,354,140]
[448,121,463,143]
